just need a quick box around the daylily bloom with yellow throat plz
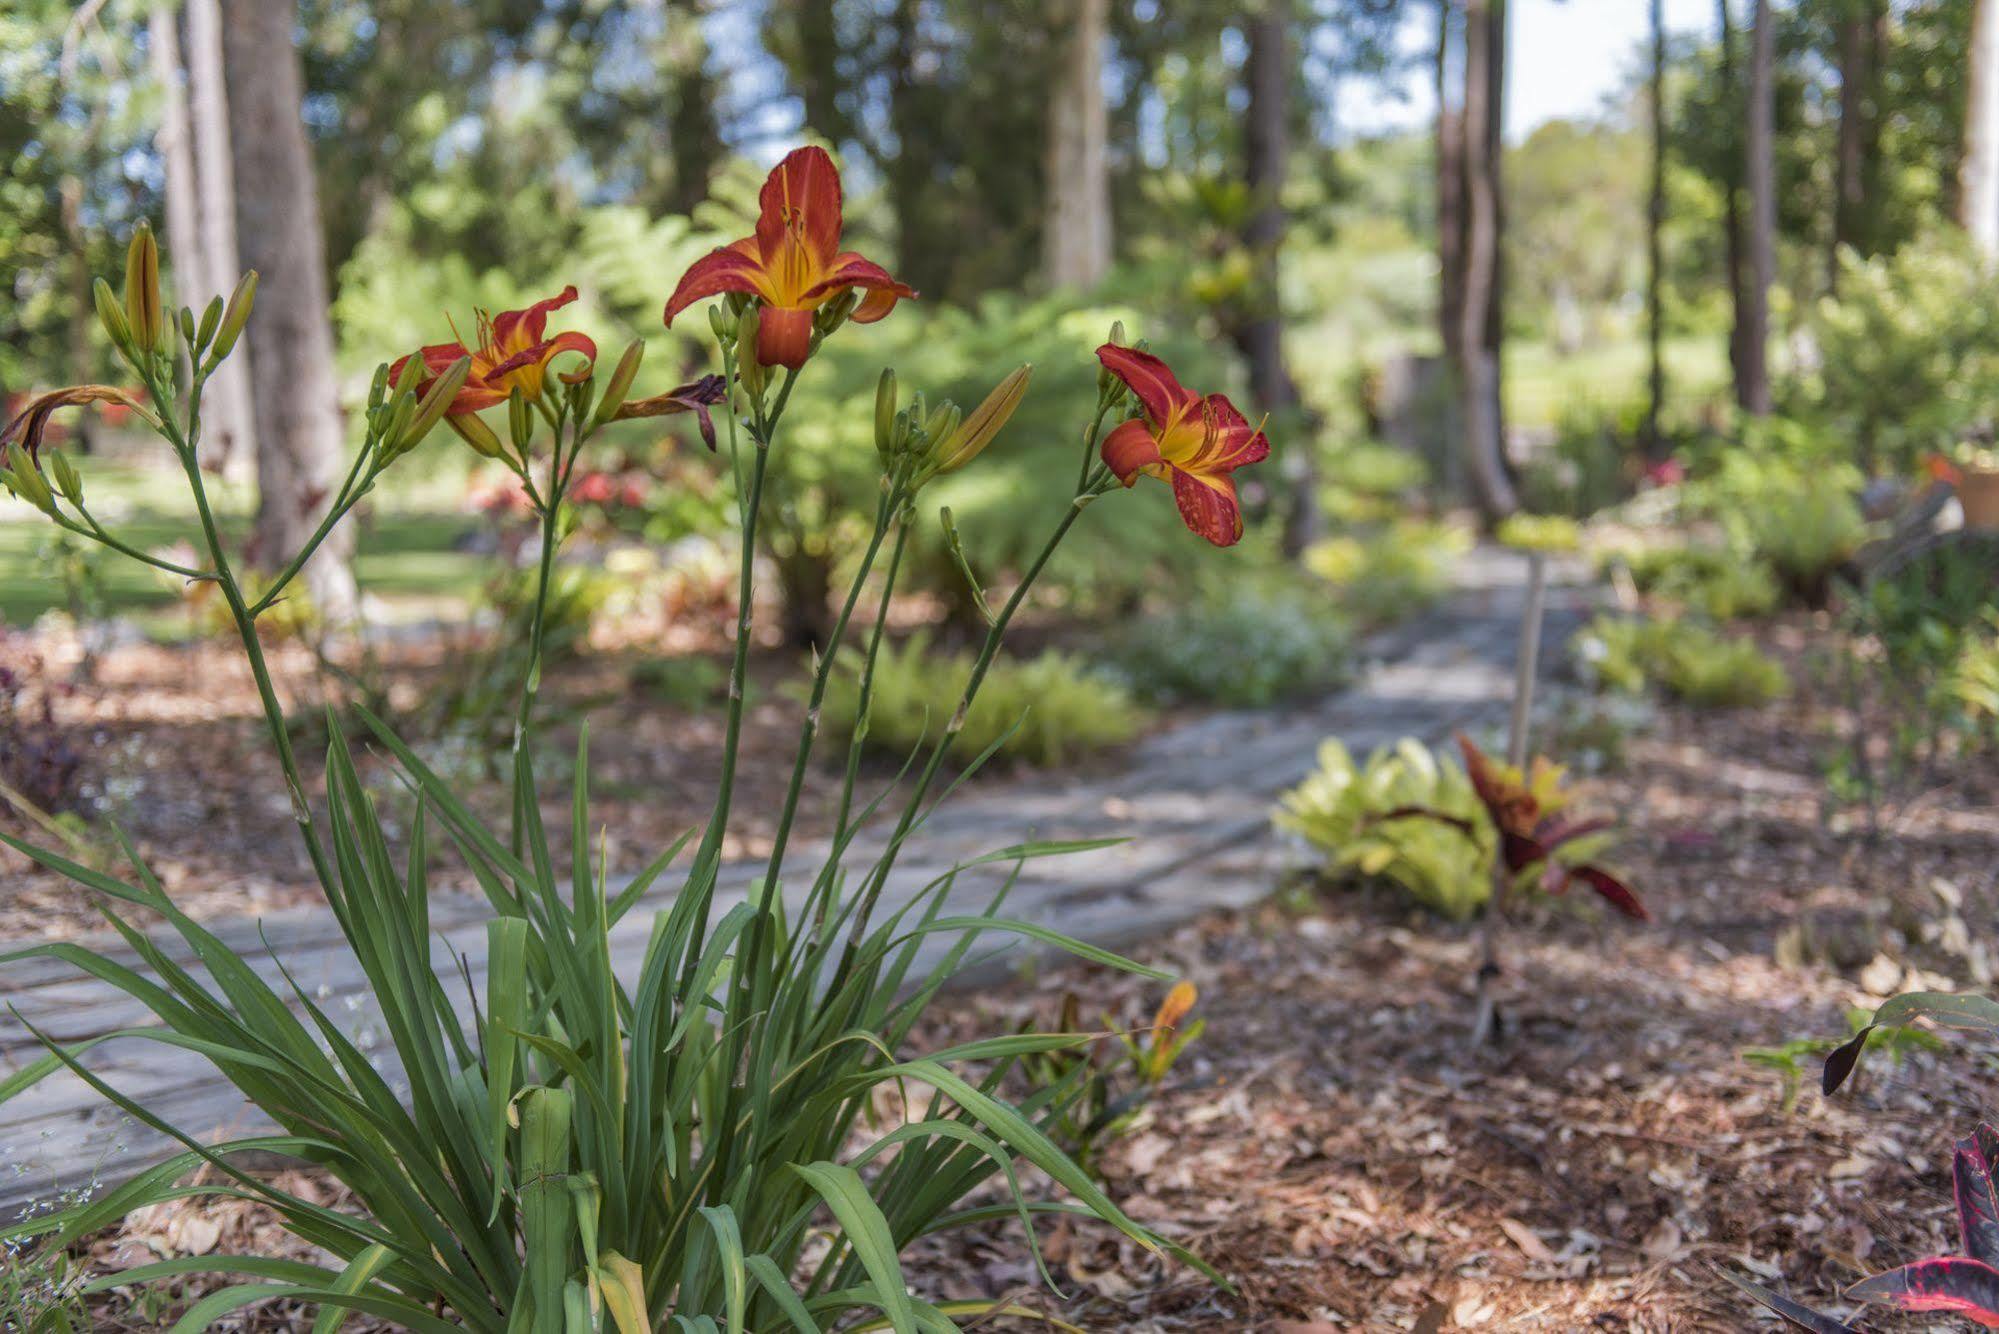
[1096,345,1269,547]
[389,286,598,414]
[663,146,915,370]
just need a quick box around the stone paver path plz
[0,549,1591,1219]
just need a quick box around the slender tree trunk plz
[1965,0,1999,256]
[1830,6,1866,289]
[1743,0,1775,416]
[1235,3,1317,555]
[220,0,357,624]
[1042,0,1112,289]
[1716,0,1752,410]
[793,0,852,146]
[1435,1,1466,368]
[150,7,205,324]
[663,4,722,216]
[1458,0,1517,521]
[1482,0,1508,451]
[186,0,255,475]
[1645,0,1667,458]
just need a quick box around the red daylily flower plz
[1095,345,1269,547]
[1454,734,1647,920]
[390,286,598,414]
[662,146,915,370]
[1,385,157,463]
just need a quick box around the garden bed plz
[41,674,1999,1329]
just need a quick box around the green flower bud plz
[206,271,257,367]
[93,277,133,353]
[591,340,645,428]
[3,443,56,516]
[873,369,898,460]
[123,223,163,354]
[368,362,392,413]
[735,306,765,398]
[394,355,471,456]
[195,295,223,353]
[929,364,1031,477]
[508,385,534,454]
[48,450,83,507]
[448,412,506,459]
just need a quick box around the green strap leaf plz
[791,1161,920,1334]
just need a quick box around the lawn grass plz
[0,457,487,634]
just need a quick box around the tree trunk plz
[1435,1,1465,368]
[1235,3,1317,555]
[1743,0,1775,416]
[186,0,256,476]
[663,4,722,216]
[1965,0,1999,256]
[150,7,205,324]
[1831,5,1879,288]
[220,0,357,624]
[1042,0,1112,289]
[1458,0,1517,521]
[1481,0,1507,450]
[793,0,853,146]
[1716,0,1752,410]
[1645,0,1667,458]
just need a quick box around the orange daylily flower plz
[1095,345,1269,547]
[662,146,916,370]
[389,286,598,414]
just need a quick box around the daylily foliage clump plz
[0,149,1262,1330]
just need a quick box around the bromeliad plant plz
[0,147,1265,1331]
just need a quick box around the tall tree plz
[186,0,254,474]
[1043,0,1112,289]
[1645,0,1667,456]
[1236,1,1316,554]
[1435,0,1466,372]
[148,6,202,317]
[1965,0,1999,254]
[1714,0,1753,409]
[1830,0,1881,285]
[1481,0,1508,447]
[1743,0,1775,415]
[1457,0,1517,520]
[220,0,356,622]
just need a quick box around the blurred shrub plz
[1275,736,1491,920]
[1574,614,1789,707]
[1685,418,1868,603]
[1808,231,1999,474]
[1610,543,1781,620]
[1305,520,1468,627]
[1112,587,1353,707]
[1518,399,1639,517]
[816,632,1147,768]
[1496,512,1582,553]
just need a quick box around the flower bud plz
[48,450,83,508]
[380,391,417,455]
[931,364,1031,475]
[207,271,257,366]
[368,362,392,413]
[448,412,506,459]
[123,223,163,354]
[922,402,961,455]
[196,295,223,353]
[392,352,427,399]
[93,277,133,353]
[873,369,898,460]
[3,443,56,516]
[178,306,196,347]
[814,288,859,335]
[508,385,534,454]
[591,340,645,428]
[735,306,765,397]
[394,355,471,456]
[707,304,735,343]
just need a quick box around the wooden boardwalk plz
[0,551,1591,1220]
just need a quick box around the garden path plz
[0,548,1595,1221]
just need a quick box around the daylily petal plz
[1169,466,1245,547]
[756,306,815,370]
[491,285,578,351]
[1190,393,1271,473]
[1096,344,1200,428]
[755,145,843,268]
[804,253,917,324]
[1100,418,1162,485]
[663,239,770,326]
[1566,865,1649,921]
[545,330,599,384]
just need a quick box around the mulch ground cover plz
[12,614,1999,1329]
